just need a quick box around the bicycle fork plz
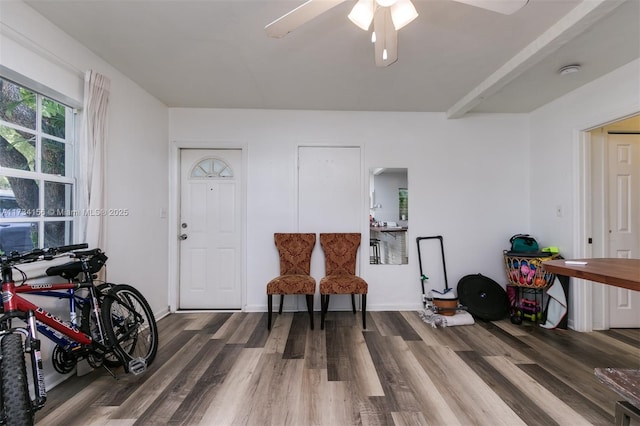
[25,310,47,410]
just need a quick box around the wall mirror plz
[369,168,408,265]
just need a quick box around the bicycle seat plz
[46,261,84,280]
[45,251,108,280]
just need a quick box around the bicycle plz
[0,244,159,425]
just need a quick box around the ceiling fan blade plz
[450,0,529,15]
[373,8,398,67]
[265,0,348,38]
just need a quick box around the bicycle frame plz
[27,289,97,353]
[0,265,105,412]
[10,283,94,346]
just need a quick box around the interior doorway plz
[588,115,640,328]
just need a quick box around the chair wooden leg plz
[362,294,367,329]
[268,294,273,330]
[306,294,314,330]
[278,295,284,314]
[615,400,640,426]
[351,294,356,314]
[321,295,329,330]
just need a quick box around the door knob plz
[179,234,188,240]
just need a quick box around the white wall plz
[1,1,169,387]
[529,58,640,330]
[529,58,640,255]
[170,109,531,311]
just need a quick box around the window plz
[0,77,76,254]
[190,157,233,179]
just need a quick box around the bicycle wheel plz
[1,333,33,426]
[94,283,145,368]
[101,284,158,371]
[88,283,122,368]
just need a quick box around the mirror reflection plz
[369,168,408,265]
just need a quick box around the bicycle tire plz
[91,283,122,368]
[101,284,158,370]
[95,283,145,368]
[1,333,33,426]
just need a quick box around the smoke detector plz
[558,64,581,75]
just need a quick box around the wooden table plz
[542,258,640,292]
[543,258,640,425]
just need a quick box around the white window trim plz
[0,72,80,250]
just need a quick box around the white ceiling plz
[23,0,640,116]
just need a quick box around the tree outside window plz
[0,77,75,254]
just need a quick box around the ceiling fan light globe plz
[376,0,397,6]
[349,0,375,31]
[390,0,418,30]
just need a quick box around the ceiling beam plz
[265,0,347,38]
[446,0,626,119]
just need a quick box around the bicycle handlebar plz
[55,243,89,253]
[1,243,90,265]
[71,248,102,258]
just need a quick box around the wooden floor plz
[36,310,640,425]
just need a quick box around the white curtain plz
[79,70,110,248]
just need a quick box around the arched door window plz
[190,157,233,179]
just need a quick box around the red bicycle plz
[0,244,158,425]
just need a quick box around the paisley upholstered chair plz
[266,233,317,330]
[319,233,368,329]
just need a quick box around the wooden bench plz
[595,368,640,425]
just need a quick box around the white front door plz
[608,134,640,327]
[298,146,362,311]
[179,149,242,309]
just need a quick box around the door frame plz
[575,109,639,331]
[168,140,248,312]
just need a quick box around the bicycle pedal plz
[128,357,147,375]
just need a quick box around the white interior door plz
[607,134,640,327]
[298,146,362,311]
[179,149,242,309]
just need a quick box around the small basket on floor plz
[503,251,559,288]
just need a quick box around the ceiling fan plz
[265,0,529,67]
